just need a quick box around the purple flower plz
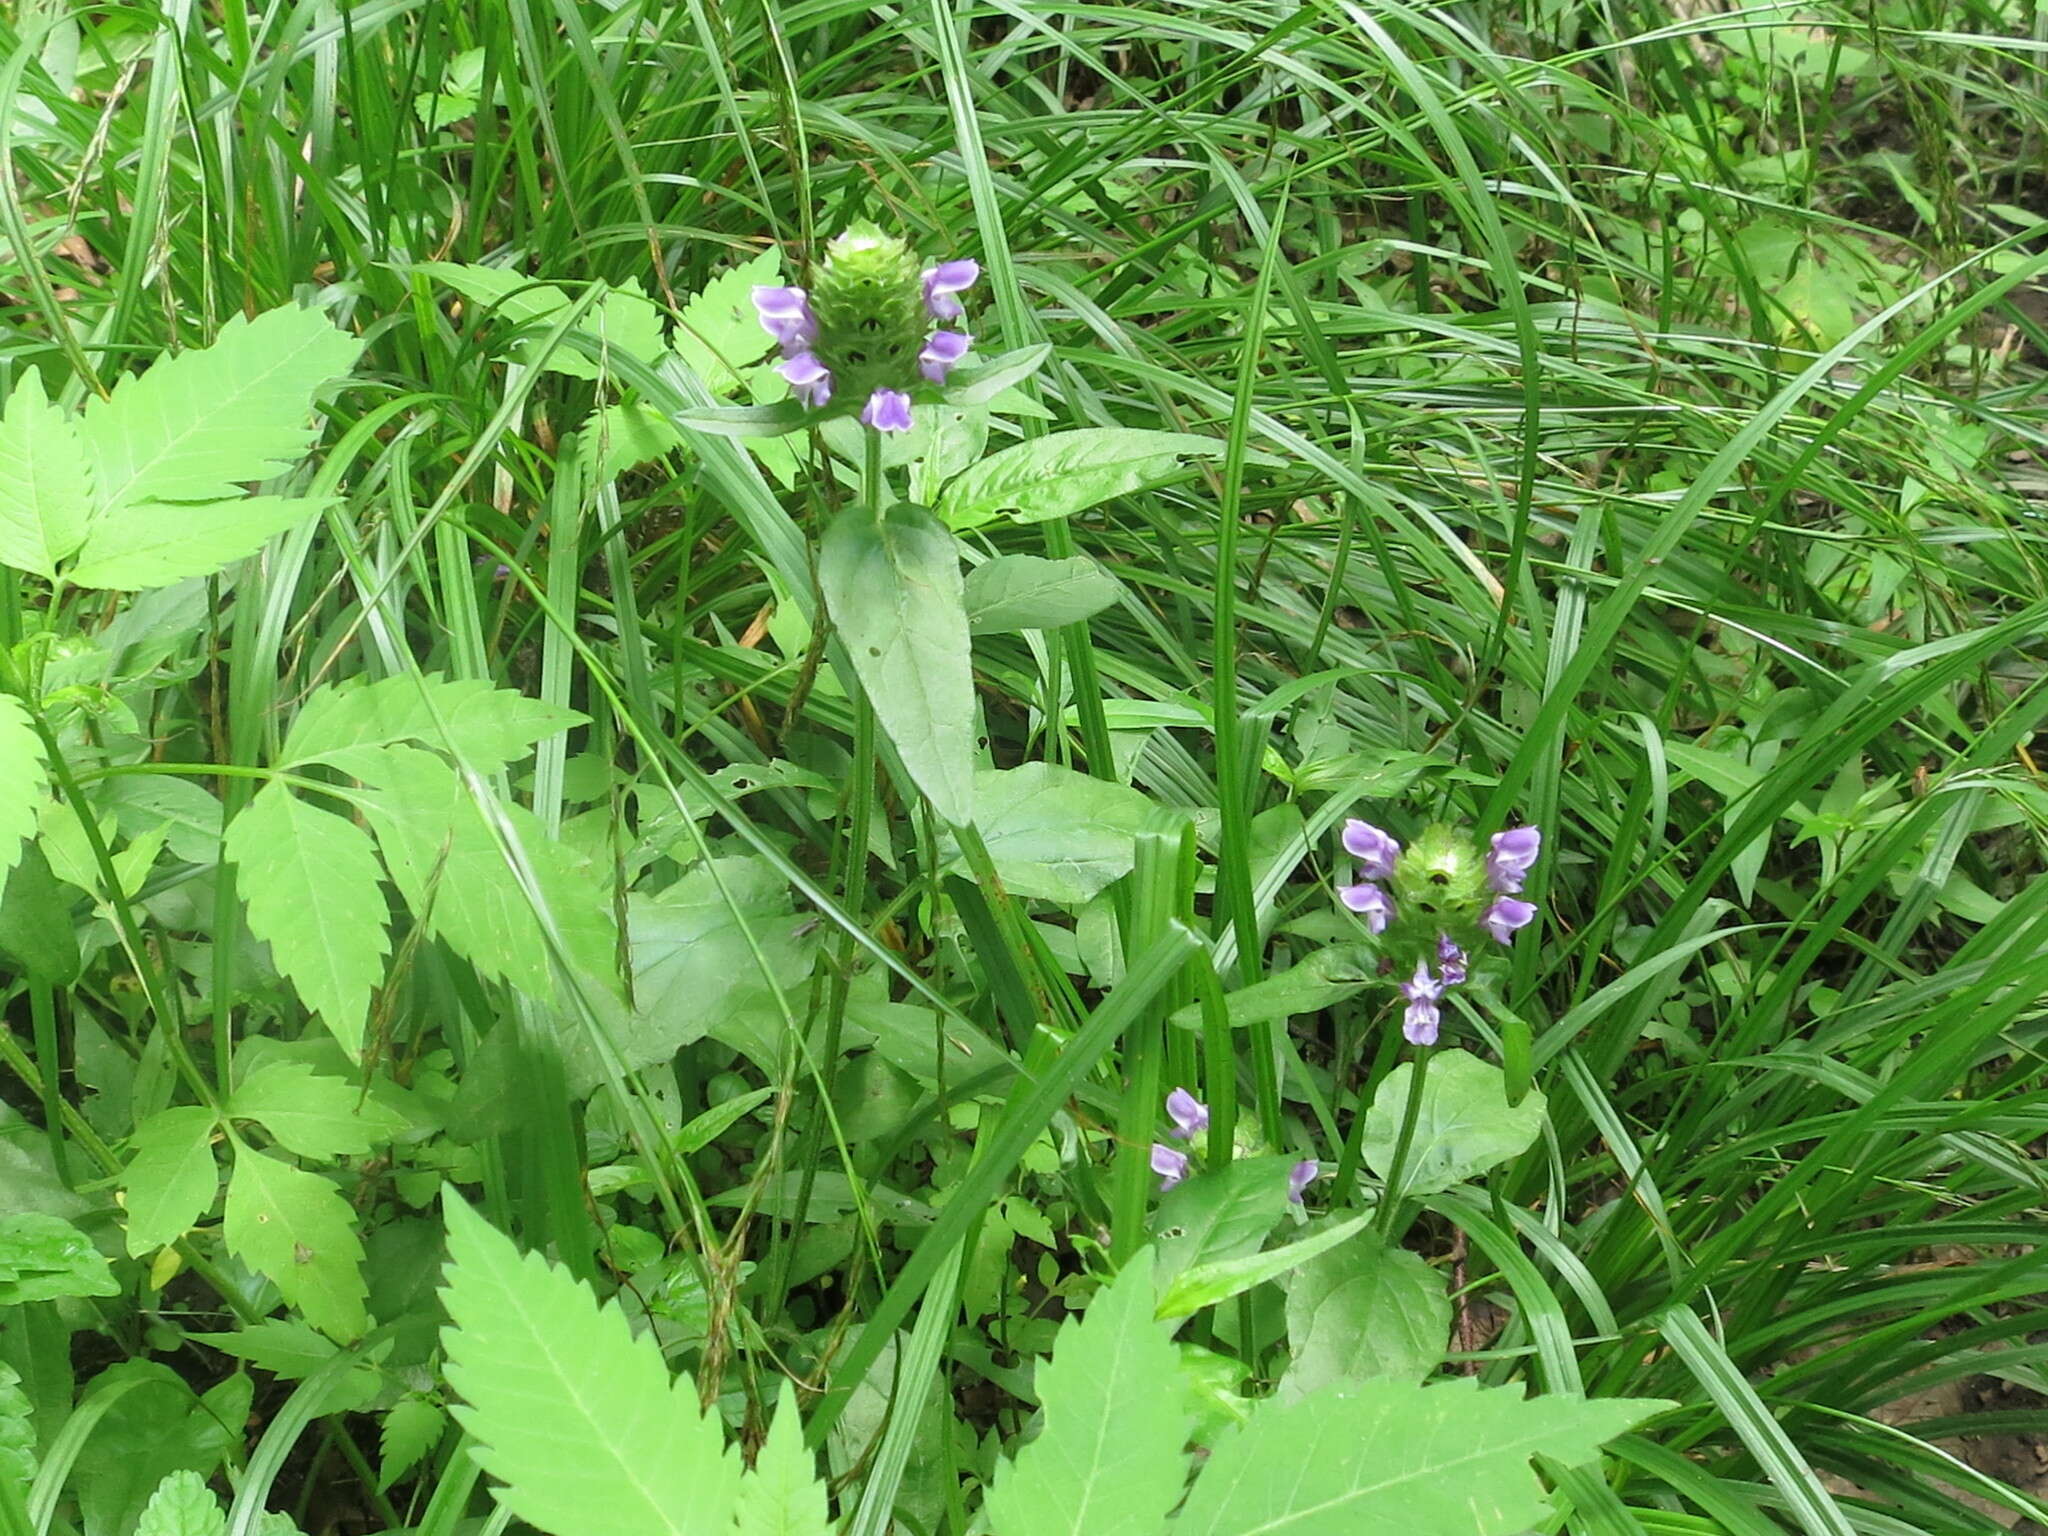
[919,329,972,384]
[1287,1159,1319,1204]
[1338,880,1394,934]
[861,388,914,433]
[1398,958,1446,1046]
[1437,933,1467,986]
[922,259,979,320]
[752,285,818,353]
[1151,1143,1190,1192]
[1486,826,1542,895]
[779,351,833,407]
[1341,819,1401,881]
[1482,897,1537,945]
[1165,1087,1208,1140]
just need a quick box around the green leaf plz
[733,1382,830,1536]
[1,1363,34,1497]
[0,1212,119,1303]
[122,1106,221,1257]
[223,1149,369,1340]
[135,1470,226,1536]
[938,427,1227,532]
[591,400,683,480]
[1173,1377,1667,1536]
[956,763,1158,902]
[0,843,80,983]
[71,1364,244,1536]
[670,248,779,393]
[66,495,334,590]
[965,554,1124,634]
[1153,1156,1295,1293]
[190,1319,382,1413]
[225,784,391,1057]
[438,1192,742,1536]
[1362,1051,1549,1200]
[0,694,48,892]
[0,370,91,578]
[227,1061,408,1159]
[818,502,975,825]
[282,673,586,770]
[377,1397,447,1493]
[417,263,665,377]
[1156,1213,1372,1322]
[984,1250,1188,1536]
[79,305,362,511]
[1281,1236,1449,1400]
[1169,946,1375,1031]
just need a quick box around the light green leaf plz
[438,1192,742,1536]
[1153,1156,1295,1293]
[135,1470,226,1536]
[670,248,779,393]
[228,1061,408,1159]
[377,1396,447,1492]
[122,1106,221,1257]
[733,1382,830,1536]
[1281,1236,1448,1400]
[284,673,586,770]
[591,400,684,481]
[957,763,1157,902]
[1174,1377,1668,1536]
[102,775,224,864]
[0,1212,119,1303]
[225,783,390,1057]
[0,694,47,891]
[0,370,91,578]
[819,502,975,825]
[190,1319,382,1413]
[418,263,665,377]
[938,427,1226,532]
[985,1250,1188,1536]
[1,1363,34,1498]
[79,305,362,512]
[1169,946,1375,1031]
[223,1149,369,1341]
[1156,1213,1372,1322]
[1363,1050,1548,1200]
[965,554,1123,634]
[66,495,335,590]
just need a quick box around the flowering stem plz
[1373,1044,1434,1238]
[862,421,885,522]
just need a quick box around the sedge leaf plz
[0,370,91,578]
[223,1149,369,1341]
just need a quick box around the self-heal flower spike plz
[1399,958,1447,1046]
[1151,1143,1191,1192]
[1165,1087,1209,1140]
[1339,880,1394,935]
[1482,897,1537,945]
[1342,819,1402,881]
[1287,1159,1319,1204]
[1486,826,1542,895]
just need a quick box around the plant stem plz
[1373,1044,1434,1238]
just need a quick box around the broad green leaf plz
[72,1365,245,1536]
[66,495,334,590]
[0,694,48,891]
[733,1382,830,1536]
[670,248,779,392]
[0,370,91,577]
[1153,1156,1295,1293]
[79,305,363,511]
[818,502,975,825]
[956,763,1157,902]
[938,427,1226,532]
[1281,1236,1448,1400]
[122,1106,221,1257]
[985,1250,1188,1536]
[377,1397,447,1493]
[0,1212,118,1303]
[136,1471,226,1536]
[418,263,665,377]
[223,1149,369,1340]
[283,672,586,770]
[0,843,79,983]
[1156,1214,1372,1322]
[965,554,1123,634]
[1169,945,1376,1031]
[225,784,391,1057]
[1174,1377,1667,1536]
[1363,1051,1549,1200]
[1,1363,33,1496]
[102,775,224,864]
[438,1192,741,1536]
[227,1061,408,1159]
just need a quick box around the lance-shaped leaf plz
[0,370,91,578]
[223,1149,369,1341]
[0,694,47,891]
[965,553,1123,634]
[938,427,1228,532]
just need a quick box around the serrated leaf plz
[418,263,665,377]
[228,1061,408,1159]
[192,1320,383,1413]
[938,427,1226,532]
[66,495,334,589]
[283,673,586,770]
[0,1212,119,1303]
[135,1469,226,1536]
[1281,1236,1449,1400]
[1362,1050,1548,1200]
[965,554,1123,634]
[953,763,1157,902]
[0,841,80,983]
[670,248,779,393]
[223,1149,368,1341]
[733,1382,829,1536]
[438,1192,741,1536]
[818,501,975,825]
[79,305,362,512]
[591,400,683,480]
[377,1397,447,1493]
[225,783,390,1058]
[1,1362,34,1496]
[1173,1377,1668,1536]
[123,1106,221,1257]
[0,370,91,577]
[985,1250,1187,1536]
[0,694,48,891]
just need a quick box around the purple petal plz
[1150,1142,1190,1192]
[752,285,818,352]
[1481,897,1537,945]
[1165,1087,1209,1139]
[1398,957,1445,1006]
[922,259,980,320]
[1341,819,1401,881]
[1337,879,1394,934]
[918,329,972,384]
[778,351,833,408]
[1485,825,1543,894]
[1402,1001,1441,1046]
[1287,1159,1319,1204]
[1437,934,1467,986]
[860,388,914,433]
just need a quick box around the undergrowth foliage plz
[2,1,2048,1534]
